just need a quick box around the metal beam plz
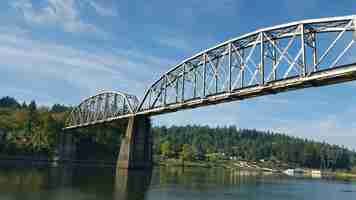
[64,15,356,130]
[353,16,356,40]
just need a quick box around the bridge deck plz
[64,63,356,130]
[64,15,356,130]
[138,63,356,116]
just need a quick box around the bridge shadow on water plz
[0,163,153,200]
[115,169,153,200]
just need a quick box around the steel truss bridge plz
[64,15,356,130]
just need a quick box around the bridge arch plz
[64,15,356,130]
[137,15,356,113]
[65,91,139,129]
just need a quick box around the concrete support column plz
[117,116,152,169]
[58,133,76,162]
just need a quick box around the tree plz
[180,144,193,165]
[160,141,172,159]
[0,96,20,108]
[51,104,69,113]
[21,102,27,109]
[152,125,355,170]
[336,149,351,169]
[27,100,39,134]
[28,101,37,112]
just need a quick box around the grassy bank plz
[335,172,356,180]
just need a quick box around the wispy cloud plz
[0,25,29,37]
[157,36,193,52]
[86,0,117,17]
[0,28,174,104]
[272,113,356,149]
[174,0,239,19]
[152,30,219,58]
[11,0,108,35]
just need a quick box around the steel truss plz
[138,15,356,112]
[65,91,139,129]
[65,15,356,130]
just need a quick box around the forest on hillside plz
[0,96,355,170]
[152,126,355,170]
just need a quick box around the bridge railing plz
[137,15,356,113]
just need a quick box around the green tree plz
[27,100,39,134]
[0,96,20,108]
[51,104,69,113]
[161,141,172,159]
[180,144,193,165]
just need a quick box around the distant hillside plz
[152,126,356,170]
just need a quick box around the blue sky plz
[1,0,356,149]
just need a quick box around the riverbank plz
[335,172,356,180]
[156,158,289,172]
[156,158,356,180]
[0,155,355,180]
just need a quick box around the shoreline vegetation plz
[0,96,356,180]
[156,158,356,180]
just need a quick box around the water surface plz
[0,165,355,200]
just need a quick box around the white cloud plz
[11,0,104,34]
[153,31,219,58]
[173,0,239,19]
[273,114,356,149]
[0,29,174,104]
[86,0,117,17]
[0,25,29,37]
[157,36,193,52]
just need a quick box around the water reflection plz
[115,169,153,200]
[0,165,354,200]
[0,165,153,200]
[154,166,266,187]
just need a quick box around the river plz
[0,164,355,200]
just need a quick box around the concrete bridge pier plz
[117,116,153,169]
[58,132,76,162]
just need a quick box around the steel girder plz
[65,91,139,129]
[64,15,356,130]
[137,15,356,113]
[353,16,356,40]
